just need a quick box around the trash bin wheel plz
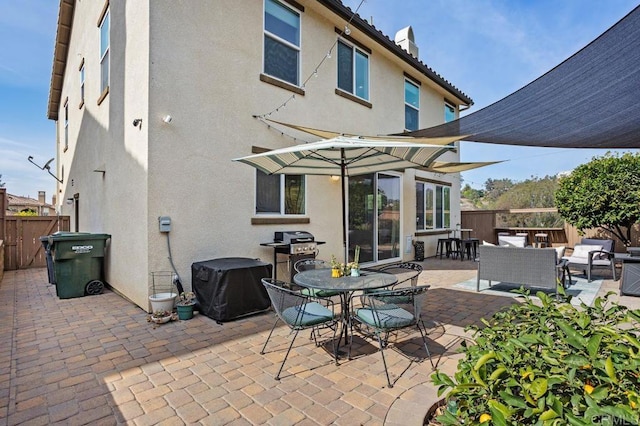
[85,280,104,295]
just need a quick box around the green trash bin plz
[48,232,111,299]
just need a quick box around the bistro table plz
[294,269,398,349]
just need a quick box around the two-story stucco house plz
[47,0,472,310]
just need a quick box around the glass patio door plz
[348,173,401,264]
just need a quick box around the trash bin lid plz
[49,232,111,242]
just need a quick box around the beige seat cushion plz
[571,244,603,259]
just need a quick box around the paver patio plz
[1,258,636,425]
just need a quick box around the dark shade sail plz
[404,5,640,149]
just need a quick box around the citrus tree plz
[433,289,640,425]
[555,152,640,246]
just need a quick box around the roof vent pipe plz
[394,26,419,59]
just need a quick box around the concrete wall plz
[54,0,466,310]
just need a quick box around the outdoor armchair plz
[564,238,616,282]
[349,285,433,388]
[260,278,339,380]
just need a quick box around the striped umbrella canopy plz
[233,135,460,262]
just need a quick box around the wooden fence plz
[462,208,640,252]
[1,188,70,271]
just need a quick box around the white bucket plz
[149,292,177,312]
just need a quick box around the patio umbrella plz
[233,134,464,262]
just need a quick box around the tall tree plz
[461,184,484,207]
[483,178,514,203]
[491,176,562,227]
[555,152,640,246]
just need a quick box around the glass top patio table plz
[294,269,398,350]
[293,269,398,292]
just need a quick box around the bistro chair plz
[260,278,339,380]
[361,262,423,299]
[293,259,341,299]
[349,285,433,388]
[376,262,423,288]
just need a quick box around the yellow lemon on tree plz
[584,384,594,394]
[479,413,492,423]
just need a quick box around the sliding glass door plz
[348,173,401,264]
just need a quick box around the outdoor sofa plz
[477,245,562,296]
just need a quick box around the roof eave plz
[316,0,474,106]
[47,0,75,121]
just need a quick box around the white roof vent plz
[394,26,419,58]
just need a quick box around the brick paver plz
[1,260,637,425]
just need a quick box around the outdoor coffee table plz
[615,251,640,296]
[294,269,398,351]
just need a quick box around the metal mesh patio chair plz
[349,285,433,388]
[260,278,339,380]
[376,262,423,288]
[293,259,341,298]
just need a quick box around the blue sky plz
[342,0,639,188]
[0,1,638,199]
[0,1,58,199]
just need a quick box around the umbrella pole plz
[341,149,348,264]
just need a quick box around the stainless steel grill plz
[260,231,323,281]
[274,231,318,255]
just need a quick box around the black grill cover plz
[191,257,272,322]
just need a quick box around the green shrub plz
[432,287,640,425]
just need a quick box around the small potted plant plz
[350,245,361,276]
[149,309,173,324]
[330,255,343,278]
[176,291,196,320]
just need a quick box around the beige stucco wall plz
[55,0,466,310]
[56,0,151,308]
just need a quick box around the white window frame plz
[263,0,301,86]
[64,99,69,151]
[79,62,85,106]
[99,8,110,95]
[404,79,420,131]
[337,39,370,101]
[416,181,451,230]
[445,101,456,123]
[255,171,306,216]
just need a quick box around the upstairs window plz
[264,0,300,86]
[256,170,306,215]
[445,102,456,122]
[79,61,85,106]
[99,8,110,95]
[404,80,419,131]
[337,40,369,101]
[64,99,69,151]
